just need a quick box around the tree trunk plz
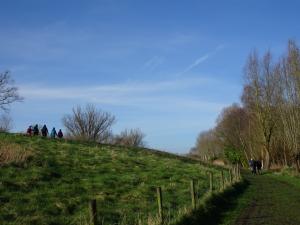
[283,143,288,167]
[295,158,300,173]
[264,148,271,170]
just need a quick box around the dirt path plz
[233,172,300,225]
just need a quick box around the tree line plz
[191,40,300,171]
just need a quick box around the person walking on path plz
[41,125,48,137]
[57,129,63,139]
[33,124,39,136]
[50,127,57,139]
[249,158,256,174]
[256,160,262,174]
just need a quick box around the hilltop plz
[0,133,227,225]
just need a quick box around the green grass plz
[0,133,230,225]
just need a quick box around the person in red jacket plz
[26,126,33,136]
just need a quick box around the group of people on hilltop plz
[249,158,262,175]
[26,124,63,139]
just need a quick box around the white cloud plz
[181,44,225,75]
[19,77,208,98]
[143,56,165,70]
[182,54,210,74]
[19,77,227,112]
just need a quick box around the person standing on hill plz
[33,124,39,136]
[26,125,33,136]
[57,129,63,139]
[50,127,57,139]
[41,125,48,137]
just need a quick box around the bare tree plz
[241,51,280,169]
[0,113,12,132]
[114,128,146,147]
[62,104,116,142]
[0,71,23,111]
[276,40,300,171]
[192,129,222,161]
[215,104,256,163]
[190,40,300,170]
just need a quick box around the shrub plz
[224,146,243,164]
[113,128,146,147]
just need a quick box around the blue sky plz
[1,0,300,153]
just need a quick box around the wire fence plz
[85,165,241,225]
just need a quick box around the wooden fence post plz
[157,187,163,224]
[238,164,241,180]
[233,165,236,181]
[209,172,213,192]
[190,180,196,209]
[221,170,225,190]
[229,169,233,184]
[90,199,98,225]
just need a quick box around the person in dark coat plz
[41,125,48,137]
[249,158,256,174]
[27,126,33,136]
[256,160,262,174]
[57,129,63,139]
[33,124,39,136]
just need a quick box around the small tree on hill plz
[62,104,115,142]
[114,128,146,147]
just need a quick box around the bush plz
[224,147,243,164]
[113,128,146,147]
[280,166,299,177]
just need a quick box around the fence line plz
[87,166,241,225]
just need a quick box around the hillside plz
[0,133,229,225]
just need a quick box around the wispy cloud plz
[19,77,227,112]
[20,77,209,96]
[142,56,165,71]
[180,44,225,75]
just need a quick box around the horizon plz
[1,0,300,153]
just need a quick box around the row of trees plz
[191,40,300,171]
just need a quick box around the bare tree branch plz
[62,104,115,143]
[0,71,23,111]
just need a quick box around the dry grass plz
[0,141,33,166]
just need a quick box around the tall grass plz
[0,141,33,166]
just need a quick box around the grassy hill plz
[0,133,229,225]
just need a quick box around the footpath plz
[226,172,300,225]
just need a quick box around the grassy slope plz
[218,172,300,225]
[0,133,228,225]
